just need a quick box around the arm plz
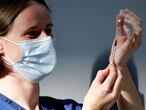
[117,66,144,110]
[111,9,144,110]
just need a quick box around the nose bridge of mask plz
[1,37,20,45]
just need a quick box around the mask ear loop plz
[1,37,20,45]
[0,37,19,65]
[2,55,15,65]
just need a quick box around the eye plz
[26,30,41,39]
[44,28,53,37]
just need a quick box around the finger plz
[114,25,133,58]
[110,69,123,99]
[124,19,142,37]
[123,25,133,44]
[123,9,142,36]
[124,20,142,48]
[103,64,118,90]
[123,9,142,27]
[124,15,141,27]
[95,66,110,84]
[124,25,133,39]
[124,9,142,22]
[132,33,142,49]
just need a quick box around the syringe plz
[110,9,125,64]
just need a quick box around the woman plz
[0,0,144,110]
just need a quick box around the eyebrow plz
[28,23,53,30]
[48,23,53,26]
[26,23,53,31]
[46,23,54,27]
[22,23,53,35]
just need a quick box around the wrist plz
[82,105,106,110]
[82,99,104,110]
[82,105,96,110]
[115,63,128,70]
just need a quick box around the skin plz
[0,1,52,110]
[83,9,144,110]
[0,2,144,110]
[82,64,123,110]
[115,9,144,110]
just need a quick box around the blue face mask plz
[2,36,57,83]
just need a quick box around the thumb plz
[95,66,110,84]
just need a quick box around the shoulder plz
[40,96,83,110]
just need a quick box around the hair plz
[0,0,51,77]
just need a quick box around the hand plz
[82,64,123,110]
[110,9,142,67]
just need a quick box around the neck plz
[0,74,40,110]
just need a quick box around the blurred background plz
[40,0,146,109]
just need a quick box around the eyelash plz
[26,28,53,39]
[44,28,53,37]
[27,31,40,39]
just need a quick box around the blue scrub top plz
[0,93,82,110]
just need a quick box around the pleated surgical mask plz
[1,36,57,83]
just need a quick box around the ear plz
[0,40,4,55]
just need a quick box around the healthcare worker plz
[0,0,144,110]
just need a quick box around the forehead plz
[12,2,51,30]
